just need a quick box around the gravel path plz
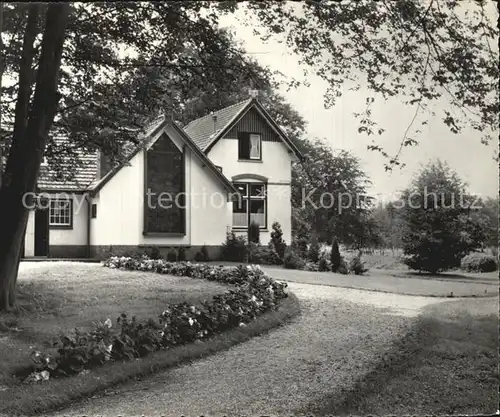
[49,283,449,417]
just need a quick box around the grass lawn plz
[308,297,499,416]
[0,262,300,416]
[257,265,498,298]
[0,262,229,389]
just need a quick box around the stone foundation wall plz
[49,245,88,258]
[90,245,223,261]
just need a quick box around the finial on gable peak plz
[164,107,174,122]
[249,89,259,99]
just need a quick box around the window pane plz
[249,184,265,197]
[49,199,71,225]
[250,199,264,214]
[232,199,247,213]
[232,200,247,227]
[234,183,248,196]
[238,133,250,159]
[249,200,265,227]
[249,134,261,159]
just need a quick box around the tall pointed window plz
[144,133,185,234]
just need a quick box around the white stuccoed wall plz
[24,209,35,256]
[49,193,88,246]
[23,193,88,256]
[90,124,231,247]
[207,138,294,244]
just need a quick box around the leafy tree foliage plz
[400,160,485,273]
[245,0,499,168]
[1,1,497,309]
[371,202,405,251]
[0,3,304,310]
[292,138,372,245]
[472,197,499,248]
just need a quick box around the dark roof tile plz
[183,99,251,151]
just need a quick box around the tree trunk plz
[0,4,69,311]
[0,1,3,188]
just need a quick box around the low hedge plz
[460,252,498,273]
[25,257,288,383]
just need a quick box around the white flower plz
[104,318,112,328]
[190,306,196,313]
[250,295,258,303]
[188,318,194,326]
[41,371,50,381]
[239,322,246,327]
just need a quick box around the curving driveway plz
[49,278,461,417]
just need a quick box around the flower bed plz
[26,257,288,382]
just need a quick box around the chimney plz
[249,89,259,99]
[164,107,174,123]
[97,150,112,180]
[212,112,217,133]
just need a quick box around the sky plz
[219,4,498,202]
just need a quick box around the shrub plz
[28,260,288,381]
[401,161,485,273]
[166,249,177,262]
[349,253,368,275]
[304,262,319,272]
[338,257,349,275]
[148,246,161,260]
[248,244,282,265]
[177,247,186,262]
[330,237,341,272]
[292,238,308,259]
[307,234,321,263]
[221,232,248,262]
[248,221,260,244]
[200,245,210,262]
[283,248,306,270]
[269,221,287,259]
[460,252,498,272]
[318,257,330,272]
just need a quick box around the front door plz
[34,207,49,256]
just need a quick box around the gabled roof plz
[183,97,303,160]
[91,116,239,196]
[183,99,252,151]
[38,152,97,191]
[37,137,98,192]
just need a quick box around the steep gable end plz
[222,107,281,143]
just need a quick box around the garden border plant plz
[3,294,299,417]
[20,257,293,384]
[1,256,300,416]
